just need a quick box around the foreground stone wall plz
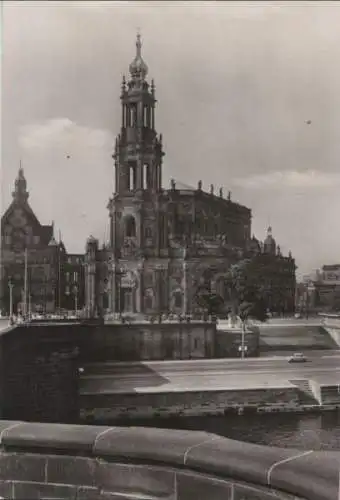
[79,387,302,420]
[0,420,338,500]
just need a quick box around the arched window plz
[124,215,136,237]
[173,291,182,309]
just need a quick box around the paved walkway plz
[0,318,11,332]
[80,356,340,394]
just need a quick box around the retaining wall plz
[0,421,338,500]
[0,325,80,423]
[319,314,340,347]
[79,386,304,420]
[319,384,340,405]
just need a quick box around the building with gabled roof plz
[0,168,84,315]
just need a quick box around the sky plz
[1,1,340,278]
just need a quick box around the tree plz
[224,258,268,331]
[195,286,225,317]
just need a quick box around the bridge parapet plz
[0,420,338,500]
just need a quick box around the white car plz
[288,352,307,363]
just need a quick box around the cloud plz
[16,118,115,253]
[232,170,340,190]
[19,118,112,152]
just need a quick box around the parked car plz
[288,352,307,363]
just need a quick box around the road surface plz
[80,351,340,394]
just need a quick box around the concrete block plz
[233,483,286,499]
[12,481,76,499]
[184,438,299,487]
[269,450,339,500]
[47,456,97,487]
[176,471,232,499]
[1,422,111,454]
[93,426,211,466]
[74,486,99,500]
[95,463,175,498]
[0,480,13,499]
[0,453,46,482]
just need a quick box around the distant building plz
[246,227,296,315]
[63,253,86,313]
[0,168,85,315]
[85,35,296,318]
[313,264,340,312]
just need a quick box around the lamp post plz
[8,278,14,318]
[239,322,248,359]
[73,285,78,317]
[28,294,32,321]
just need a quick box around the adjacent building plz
[297,264,340,313]
[246,227,296,315]
[0,168,85,315]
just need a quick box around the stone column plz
[137,261,144,314]
[110,262,116,315]
[155,268,161,315]
[182,260,188,317]
[135,206,143,249]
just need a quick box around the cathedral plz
[84,35,296,319]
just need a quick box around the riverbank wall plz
[320,313,340,347]
[79,384,340,422]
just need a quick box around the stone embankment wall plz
[320,314,340,347]
[319,384,340,405]
[79,321,216,361]
[0,325,80,423]
[80,386,304,421]
[0,420,337,500]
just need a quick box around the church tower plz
[107,34,165,317]
[113,33,164,194]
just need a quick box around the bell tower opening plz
[124,215,136,238]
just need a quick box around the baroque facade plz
[85,35,295,318]
[0,168,85,315]
[247,227,296,314]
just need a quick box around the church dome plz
[129,33,148,80]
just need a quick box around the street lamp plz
[73,285,78,317]
[239,325,248,359]
[8,278,14,318]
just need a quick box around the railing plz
[0,421,338,500]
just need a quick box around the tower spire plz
[129,31,148,80]
[12,163,29,202]
[136,30,142,58]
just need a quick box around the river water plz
[109,411,340,451]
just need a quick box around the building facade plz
[0,168,85,315]
[247,227,296,315]
[84,35,296,319]
[297,264,340,313]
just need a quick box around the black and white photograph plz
[0,1,339,498]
